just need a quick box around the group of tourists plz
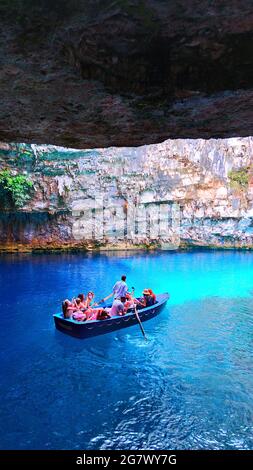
[62,275,156,322]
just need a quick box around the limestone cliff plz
[1,137,253,251]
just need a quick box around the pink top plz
[72,311,86,321]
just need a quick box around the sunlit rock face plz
[0,0,253,148]
[1,2,253,250]
[1,137,253,251]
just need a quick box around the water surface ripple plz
[0,251,253,449]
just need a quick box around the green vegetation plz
[228,167,250,190]
[0,169,34,208]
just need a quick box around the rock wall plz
[1,137,253,251]
[1,0,253,148]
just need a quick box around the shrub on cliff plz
[0,169,34,208]
[228,167,249,190]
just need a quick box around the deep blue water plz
[0,250,253,450]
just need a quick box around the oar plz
[134,304,147,340]
[132,287,147,341]
[95,292,113,306]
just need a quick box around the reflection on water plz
[0,250,253,449]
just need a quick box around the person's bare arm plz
[135,298,145,307]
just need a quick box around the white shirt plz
[113,280,128,299]
[110,299,124,316]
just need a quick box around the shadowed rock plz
[0,0,253,148]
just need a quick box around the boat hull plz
[53,293,169,339]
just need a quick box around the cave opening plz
[0,0,253,147]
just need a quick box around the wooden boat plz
[53,293,169,339]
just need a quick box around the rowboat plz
[53,292,169,339]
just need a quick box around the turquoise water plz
[0,250,253,449]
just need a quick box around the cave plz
[0,0,253,148]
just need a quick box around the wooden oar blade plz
[134,306,147,340]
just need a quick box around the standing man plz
[113,275,128,299]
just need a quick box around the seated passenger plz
[96,309,111,321]
[109,296,126,316]
[124,293,135,311]
[77,293,86,310]
[136,289,155,309]
[62,299,76,319]
[148,289,156,303]
[80,292,95,319]
[72,310,87,322]
[84,291,95,308]
[87,307,111,321]
[72,298,87,321]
